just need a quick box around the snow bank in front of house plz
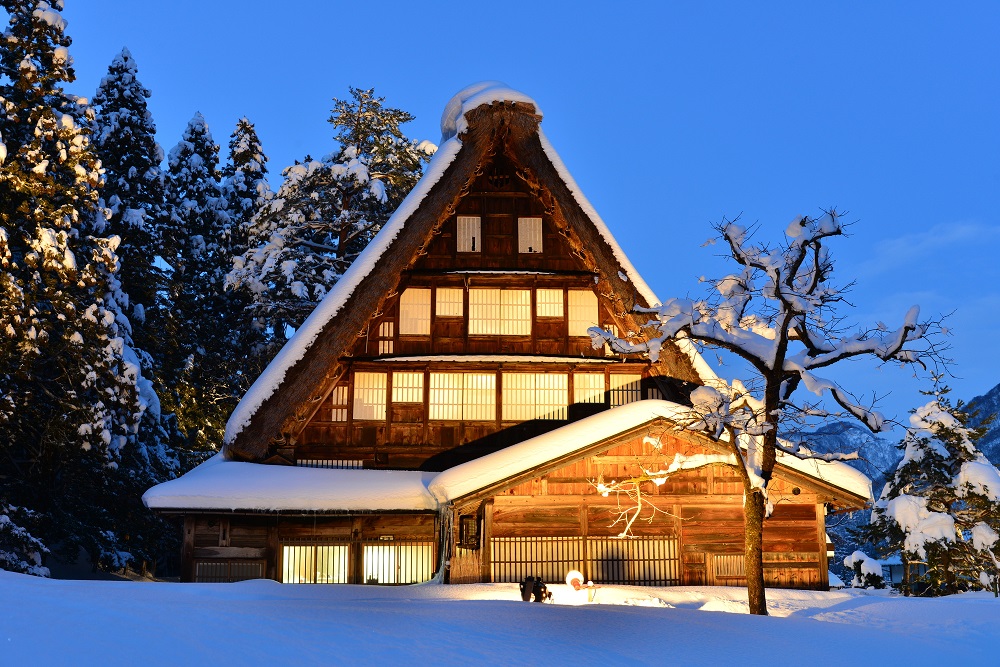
[142,454,436,512]
[4,571,1000,665]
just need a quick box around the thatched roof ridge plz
[223,87,714,462]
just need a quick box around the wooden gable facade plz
[148,87,867,588]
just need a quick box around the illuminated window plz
[535,288,564,318]
[457,216,481,253]
[469,289,531,336]
[399,288,431,335]
[281,544,350,584]
[429,372,496,421]
[330,385,348,421]
[518,217,543,253]
[502,373,568,421]
[568,290,599,336]
[353,372,386,420]
[609,374,642,407]
[573,373,605,405]
[392,372,423,404]
[363,540,435,585]
[436,287,464,317]
[377,321,394,355]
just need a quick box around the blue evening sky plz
[60,2,999,428]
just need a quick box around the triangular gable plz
[224,84,718,462]
[429,400,871,510]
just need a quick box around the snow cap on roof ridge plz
[440,81,540,143]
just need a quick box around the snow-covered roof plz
[153,401,870,513]
[142,454,437,512]
[429,399,871,503]
[224,82,717,449]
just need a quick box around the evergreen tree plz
[869,389,1000,595]
[161,114,236,450]
[0,0,177,572]
[221,117,271,379]
[228,87,434,344]
[90,46,166,360]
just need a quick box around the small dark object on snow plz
[519,576,551,602]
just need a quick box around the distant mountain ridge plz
[967,382,1000,461]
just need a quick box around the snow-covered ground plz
[3,571,996,665]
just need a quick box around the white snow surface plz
[3,572,999,665]
[224,83,717,447]
[142,454,436,512]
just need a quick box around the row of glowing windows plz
[457,216,543,254]
[395,287,599,337]
[281,542,435,585]
[331,371,645,422]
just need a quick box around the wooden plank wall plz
[487,432,829,590]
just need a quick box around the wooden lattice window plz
[436,287,464,317]
[281,543,350,584]
[501,372,568,421]
[458,515,480,550]
[392,372,424,404]
[377,321,393,355]
[399,288,431,335]
[609,374,642,407]
[518,217,543,254]
[429,372,496,421]
[457,216,481,253]
[330,385,348,422]
[353,372,386,421]
[469,289,531,336]
[567,290,598,336]
[535,288,564,318]
[573,372,605,405]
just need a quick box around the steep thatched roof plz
[223,84,716,462]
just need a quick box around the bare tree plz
[590,211,948,615]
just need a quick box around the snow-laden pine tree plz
[161,114,239,451]
[90,47,166,357]
[0,0,177,572]
[221,117,271,381]
[228,87,434,344]
[591,212,946,614]
[869,391,1000,595]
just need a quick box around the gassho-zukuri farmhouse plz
[143,83,870,588]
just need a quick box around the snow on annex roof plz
[153,401,870,512]
[224,82,717,447]
[142,454,437,512]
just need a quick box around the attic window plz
[488,166,510,190]
[518,217,543,254]
[457,216,481,253]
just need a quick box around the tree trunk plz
[745,489,768,615]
